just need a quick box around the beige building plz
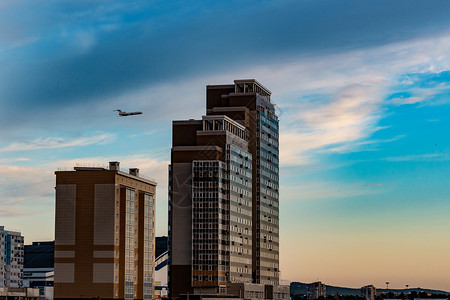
[0,287,40,300]
[54,162,156,300]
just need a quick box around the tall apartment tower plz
[54,162,156,300]
[0,226,24,288]
[169,79,280,298]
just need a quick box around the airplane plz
[114,109,143,117]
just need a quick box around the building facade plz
[169,80,280,298]
[154,251,168,299]
[23,241,55,300]
[307,282,326,300]
[54,162,156,300]
[361,285,377,300]
[0,226,24,288]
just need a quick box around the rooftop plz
[234,79,271,99]
[56,161,157,185]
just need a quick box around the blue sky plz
[1,0,450,291]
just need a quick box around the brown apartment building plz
[54,162,156,300]
[169,80,286,299]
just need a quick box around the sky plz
[1,0,450,292]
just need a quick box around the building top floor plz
[0,227,23,238]
[55,161,157,187]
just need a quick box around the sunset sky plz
[1,0,449,291]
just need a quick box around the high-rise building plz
[54,162,156,300]
[169,79,281,298]
[0,226,24,288]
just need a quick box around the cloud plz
[0,133,115,152]
[280,180,381,202]
[325,134,405,154]
[0,165,54,204]
[279,83,384,165]
[2,0,450,130]
[0,157,30,163]
[0,153,169,222]
[0,205,33,217]
[390,96,427,105]
[383,153,450,162]
[257,33,450,165]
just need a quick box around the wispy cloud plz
[128,129,157,139]
[383,153,450,162]
[0,157,30,163]
[280,180,381,202]
[263,33,450,165]
[0,133,115,152]
[279,83,384,165]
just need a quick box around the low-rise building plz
[23,241,54,300]
[0,287,40,300]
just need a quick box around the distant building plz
[0,226,24,288]
[154,251,168,299]
[54,161,157,300]
[307,281,326,300]
[0,287,40,300]
[23,241,54,300]
[155,236,168,259]
[154,236,168,298]
[361,285,377,300]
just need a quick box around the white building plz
[154,251,168,298]
[0,226,24,288]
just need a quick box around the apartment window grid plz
[125,188,135,300]
[143,193,154,300]
[0,228,24,288]
[255,97,280,285]
[227,145,253,283]
[191,160,227,286]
